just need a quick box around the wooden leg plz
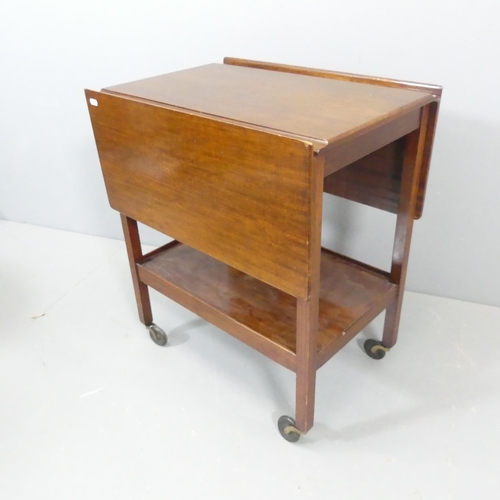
[295,296,319,433]
[120,214,153,326]
[382,298,402,348]
[294,153,323,434]
[383,106,430,348]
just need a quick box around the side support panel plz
[323,137,406,214]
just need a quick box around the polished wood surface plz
[295,154,323,432]
[104,63,433,152]
[323,137,406,214]
[224,57,443,95]
[138,243,396,365]
[224,57,441,219]
[86,89,314,299]
[85,58,441,438]
[416,101,440,218]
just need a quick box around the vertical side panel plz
[323,138,406,214]
[85,90,314,299]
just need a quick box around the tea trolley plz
[86,58,441,441]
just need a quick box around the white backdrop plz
[1,0,499,306]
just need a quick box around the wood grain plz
[223,58,441,218]
[85,59,442,438]
[104,63,433,152]
[86,90,314,299]
[137,243,396,368]
[320,108,418,176]
[323,137,406,214]
[120,215,152,326]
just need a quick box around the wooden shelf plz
[137,243,397,371]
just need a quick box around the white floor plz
[1,220,499,499]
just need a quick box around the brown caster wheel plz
[148,323,168,346]
[278,416,302,443]
[364,339,389,360]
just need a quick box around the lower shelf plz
[138,243,397,370]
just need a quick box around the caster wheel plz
[364,339,389,360]
[278,416,302,443]
[148,323,168,346]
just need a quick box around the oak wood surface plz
[86,89,314,299]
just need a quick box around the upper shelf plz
[104,63,435,151]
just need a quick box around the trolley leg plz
[382,107,430,348]
[278,154,323,441]
[295,296,319,434]
[382,297,402,349]
[293,153,323,435]
[120,214,153,326]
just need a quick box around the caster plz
[148,323,168,346]
[278,416,303,443]
[364,339,389,360]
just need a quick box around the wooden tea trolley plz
[85,58,441,442]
